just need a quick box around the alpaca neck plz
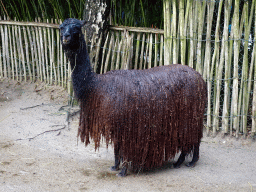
[66,37,97,100]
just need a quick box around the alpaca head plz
[59,18,86,52]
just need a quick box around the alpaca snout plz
[63,35,71,44]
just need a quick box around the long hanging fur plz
[60,18,207,174]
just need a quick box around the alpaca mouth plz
[63,39,70,45]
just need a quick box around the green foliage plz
[111,0,163,28]
[0,0,163,28]
[0,0,86,21]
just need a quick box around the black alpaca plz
[60,18,207,177]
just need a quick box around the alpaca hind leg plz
[186,144,199,167]
[173,151,186,168]
[111,142,120,171]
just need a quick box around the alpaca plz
[60,18,207,177]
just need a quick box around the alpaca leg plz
[117,163,128,177]
[111,142,120,171]
[173,151,186,168]
[186,144,199,167]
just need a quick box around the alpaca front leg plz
[173,151,186,168]
[110,142,120,171]
[186,144,199,167]
[117,162,128,177]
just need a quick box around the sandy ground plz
[0,78,256,192]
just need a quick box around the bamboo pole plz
[104,33,114,73]
[241,0,255,135]
[154,34,158,67]
[8,25,14,80]
[43,24,49,84]
[100,32,109,74]
[251,0,256,136]
[203,1,215,80]
[35,21,42,81]
[134,33,141,69]
[231,0,241,137]
[26,26,35,82]
[0,21,6,78]
[23,26,32,80]
[110,36,118,71]
[148,33,153,68]
[159,35,164,66]
[12,19,18,81]
[144,34,149,69]
[188,0,195,69]
[5,23,11,78]
[196,0,206,74]
[179,0,185,65]
[213,0,226,133]
[172,0,178,64]
[222,0,232,133]
[139,33,146,69]
[47,19,53,84]
[115,35,123,70]
[207,1,222,136]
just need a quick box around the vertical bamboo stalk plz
[35,23,42,81]
[38,25,46,82]
[8,25,14,79]
[179,0,185,65]
[148,33,153,68]
[18,26,26,81]
[163,0,172,65]
[213,0,226,133]
[104,33,114,73]
[172,0,178,64]
[159,35,164,66]
[144,34,149,69]
[196,0,206,74]
[100,32,109,74]
[139,33,146,69]
[154,34,158,67]
[250,0,256,136]
[125,33,134,69]
[222,0,232,133]
[110,36,119,71]
[56,19,60,85]
[27,26,35,82]
[134,33,141,69]
[23,26,32,80]
[207,1,222,136]
[115,36,123,70]
[241,0,255,135]
[203,1,215,80]
[5,24,10,78]
[232,0,241,137]
[43,23,49,84]
[0,16,2,78]
[0,22,7,78]
[11,21,18,81]
[32,26,40,81]
[47,19,53,84]
[188,0,195,68]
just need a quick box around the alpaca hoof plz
[116,167,127,177]
[110,166,119,171]
[186,162,196,167]
[173,162,181,168]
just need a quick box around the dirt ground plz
[0,78,256,192]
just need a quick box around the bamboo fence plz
[0,0,255,137]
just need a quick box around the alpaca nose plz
[63,34,71,44]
